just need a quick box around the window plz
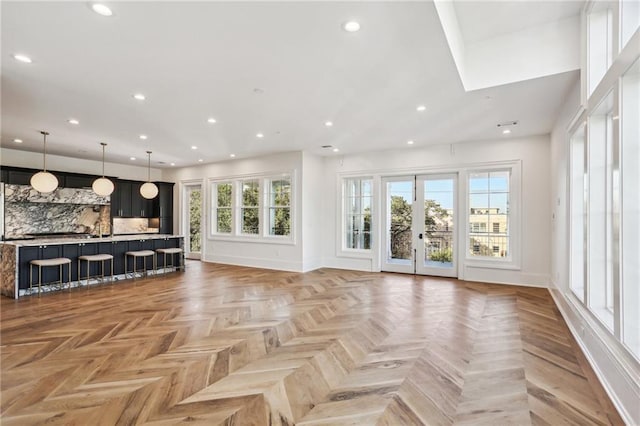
[587,90,614,329]
[240,180,260,235]
[210,172,294,242]
[344,178,372,250]
[621,57,639,358]
[214,182,232,234]
[569,123,586,302]
[468,171,510,259]
[587,2,614,96]
[268,176,291,236]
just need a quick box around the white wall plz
[321,135,551,287]
[1,148,162,181]
[162,151,305,272]
[301,152,325,272]
[549,82,640,424]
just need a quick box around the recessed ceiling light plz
[198,159,203,162]
[191,146,198,150]
[139,134,148,140]
[170,162,175,166]
[502,129,511,134]
[133,93,145,101]
[325,121,333,127]
[13,54,32,63]
[207,117,217,124]
[91,3,113,16]
[68,119,79,125]
[407,140,414,145]
[343,21,360,32]
[256,133,264,138]
[130,157,136,160]
[416,105,426,112]
[13,138,23,143]
[230,154,236,158]
[333,148,340,152]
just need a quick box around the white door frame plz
[181,180,204,260]
[381,173,458,277]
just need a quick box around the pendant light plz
[30,131,59,193]
[92,142,114,196]
[140,150,158,199]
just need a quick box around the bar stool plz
[156,247,185,274]
[124,250,156,279]
[29,257,72,295]
[78,253,114,287]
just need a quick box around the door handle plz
[418,233,423,239]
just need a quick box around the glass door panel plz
[185,185,202,260]
[417,175,456,277]
[382,177,415,273]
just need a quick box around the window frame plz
[337,175,375,259]
[211,181,234,236]
[342,177,373,252]
[265,174,292,238]
[464,162,521,270]
[208,170,296,244]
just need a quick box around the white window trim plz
[264,174,293,239]
[207,170,296,245]
[211,180,233,236]
[337,175,375,259]
[239,178,261,237]
[464,161,522,271]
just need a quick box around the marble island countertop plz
[2,234,184,247]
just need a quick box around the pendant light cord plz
[101,143,107,177]
[40,131,49,172]
[146,151,152,182]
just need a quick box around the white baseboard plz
[549,283,640,426]
[204,254,303,273]
[302,257,323,272]
[462,269,550,288]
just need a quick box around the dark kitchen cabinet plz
[112,180,132,217]
[62,242,104,281]
[152,183,174,217]
[112,180,157,218]
[18,244,64,290]
[64,175,94,189]
[7,169,64,187]
[159,217,173,234]
[111,240,128,275]
[1,168,7,183]
[131,182,153,217]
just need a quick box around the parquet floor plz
[0,262,623,425]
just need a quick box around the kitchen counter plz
[4,234,184,247]
[0,234,184,299]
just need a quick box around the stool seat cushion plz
[126,250,155,257]
[157,248,183,254]
[79,254,114,261]
[31,257,71,266]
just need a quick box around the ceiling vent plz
[321,145,333,149]
[497,121,518,128]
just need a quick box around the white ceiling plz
[1,1,580,168]
[453,0,584,44]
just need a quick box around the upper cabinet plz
[111,180,174,221]
[153,182,174,218]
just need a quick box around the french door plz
[183,184,202,260]
[382,174,457,277]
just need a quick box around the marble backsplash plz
[112,218,159,235]
[4,203,111,238]
[5,184,109,205]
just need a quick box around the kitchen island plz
[0,234,184,298]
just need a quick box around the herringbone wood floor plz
[1,262,623,425]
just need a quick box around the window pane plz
[217,183,232,207]
[270,208,290,236]
[587,91,614,330]
[468,170,511,259]
[621,58,640,358]
[242,208,259,234]
[242,181,259,206]
[469,172,489,193]
[570,125,586,302]
[345,178,373,250]
[216,208,231,233]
